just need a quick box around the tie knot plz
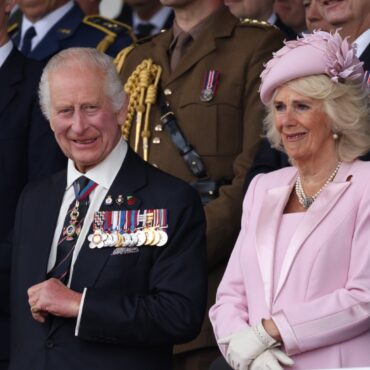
[21,26,37,55]
[174,31,192,50]
[24,26,36,41]
[136,23,155,38]
[73,177,97,202]
[75,176,90,193]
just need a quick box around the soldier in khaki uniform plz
[117,0,283,368]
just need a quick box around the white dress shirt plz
[132,6,172,36]
[0,40,13,68]
[19,0,74,51]
[354,28,370,59]
[47,138,128,282]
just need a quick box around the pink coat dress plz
[210,160,370,369]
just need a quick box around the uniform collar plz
[67,138,128,191]
[20,0,74,50]
[354,28,370,58]
[132,6,172,35]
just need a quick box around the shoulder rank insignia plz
[7,22,18,35]
[83,15,136,52]
[240,18,277,30]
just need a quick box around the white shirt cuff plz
[74,287,87,336]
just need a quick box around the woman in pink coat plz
[209,30,370,370]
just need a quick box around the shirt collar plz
[172,6,223,42]
[267,12,277,25]
[0,40,13,68]
[132,6,172,35]
[21,0,74,48]
[354,28,370,58]
[67,138,128,191]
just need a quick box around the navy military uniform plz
[9,3,135,61]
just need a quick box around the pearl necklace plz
[295,161,342,209]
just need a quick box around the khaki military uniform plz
[119,7,283,367]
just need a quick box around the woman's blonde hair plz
[264,74,370,161]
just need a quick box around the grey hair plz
[39,47,125,120]
[264,74,370,162]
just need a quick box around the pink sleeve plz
[209,174,262,356]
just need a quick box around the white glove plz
[250,348,294,370]
[218,321,277,370]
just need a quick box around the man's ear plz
[116,97,128,127]
[49,119,55,132]
[5,0,16,15]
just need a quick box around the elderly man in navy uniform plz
[10,47,207,370]
[8,0,135,61]
[116,0,284,368]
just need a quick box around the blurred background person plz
[75,0,100,14]
[225,0,300,40]
[8,0,134,61]
[319,0,369,70]
[116,0,173,39]
[303,0,330,32]
[274,0,306,37]
[210,30,370,370]
[244,0,369,193]
[0,1,66,368]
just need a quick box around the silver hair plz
[39,47,125,120]
[263,74,370,162]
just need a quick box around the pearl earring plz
[332,132,339,140]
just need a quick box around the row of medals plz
[88,227,168,249]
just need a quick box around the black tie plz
[48,176,96,283]
[136,23,155,39]
[21,26,36,55]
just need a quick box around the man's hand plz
[28,278,82,323]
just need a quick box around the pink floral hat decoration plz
[259,30,365,104]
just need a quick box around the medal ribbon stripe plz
[201,70,220,98]
[74,180,98,202]
[48,177,97,283]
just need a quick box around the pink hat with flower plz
[259,30,365,104]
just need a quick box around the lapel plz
[155,7,236,85]
[255,171,296,311]
[11,24,21,48]
[273,163,352,302]
[256,163,354,310]
[152,29,173,84]
[32,171,67,283]
[359,42,370,71]
[0,48,23,114]
[70,149,147,292]
[29,4,83,61]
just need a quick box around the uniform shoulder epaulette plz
[239,18,278,30]
[135,28,167,45]
[114,30,164,72]
[114,44,136,73]
[7,22,18,35]
[83,15,136,52]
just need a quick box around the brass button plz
[152,137,161,144]
[164,88,172,96]
[154,124,163,132]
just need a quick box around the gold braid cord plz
[96,33,116,53]
[113,45,135,73]
[122,59,162,161]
